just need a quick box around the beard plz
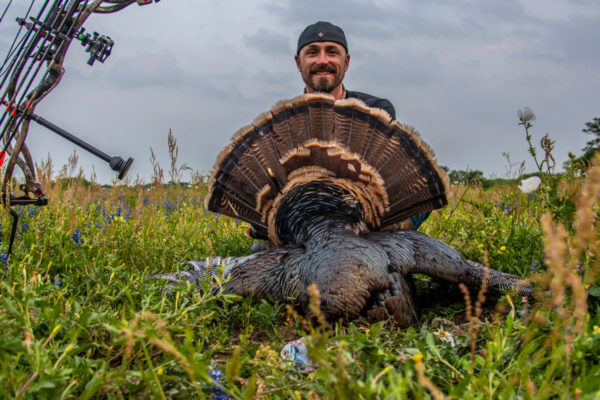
[302,65,345,93]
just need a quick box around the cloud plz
[102,50,190,89]
[542,16,600,65]
[243,28,293,56]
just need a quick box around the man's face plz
[295,42,350,95]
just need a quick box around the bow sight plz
[0,0,159,255]
[77,30,114,65]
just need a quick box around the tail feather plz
[206,93,449,244]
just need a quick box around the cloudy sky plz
[1,0,599,184]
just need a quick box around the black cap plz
[297,21,348,55]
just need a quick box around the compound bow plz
[0,0,159,254]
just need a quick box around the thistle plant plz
[517,107,556,178]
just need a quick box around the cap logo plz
[318,32,324,37]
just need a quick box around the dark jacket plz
[345,90,396,120]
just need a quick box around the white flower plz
[517,107,536,123]
[434,329,456,347]
[518,176,541,194]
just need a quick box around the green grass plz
[0,172,599,399]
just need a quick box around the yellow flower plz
[478,243,484,248]
[500,245,506,251]
[157,367,163,376]
[412,353,423,364]
[593,326,600,335]
[51,325,62,336]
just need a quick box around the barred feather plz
[205,94,449,244]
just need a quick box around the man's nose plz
[316,50,329,64]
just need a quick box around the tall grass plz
[0,152,599,398]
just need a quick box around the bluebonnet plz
[208,368,232,400]
[27,208,36,217]
[72,229,84,244]
[530,262,537,272]
[21,223,29,232]
[0,252,8,264]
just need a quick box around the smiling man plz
[295,21,396,120]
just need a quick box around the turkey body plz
[157,94,533,326]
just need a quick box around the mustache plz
[310,66,336,74]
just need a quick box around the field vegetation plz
[0,120,599,399]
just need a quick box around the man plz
[294,21,429,230]
[295,21,396,120]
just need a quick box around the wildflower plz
[530,262,537,272]
[157,367,163,376]
[51,325,62,337]
[412,353,423,364]
[478,243,484,249]
[21,223,29,232]
[434,329,456,347]
[517,107,536,123]
[518,176,541,194]
[54,275,62,287]
[208,368,232,400]
[522,297,528,303]
[500,245,506,252]
[593,326,600,335]
[0,252,8,264]
[72,229,84,244]
[27,208,36,217]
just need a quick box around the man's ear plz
[344,53,350,71]
[295,55,302,72]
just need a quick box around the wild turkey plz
[158,94,532,326]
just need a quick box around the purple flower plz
[0,252,8,264]
[21,223,29,232]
